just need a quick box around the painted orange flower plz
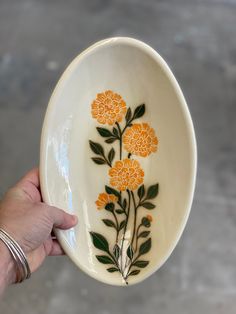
[91,90,127,125]
[146,215,153,222]
[123,123,158,157]
[109,158,144,191]
[95,193,118,210]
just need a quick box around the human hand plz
[0,168,77,288]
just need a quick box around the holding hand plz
[0,168,77,293]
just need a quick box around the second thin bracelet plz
[0,228,31,283]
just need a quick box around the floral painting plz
[89,90,159,284]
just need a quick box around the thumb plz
[47,205,78,229]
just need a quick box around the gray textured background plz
[0,0,236,313]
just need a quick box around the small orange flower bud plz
[146,215,153,222]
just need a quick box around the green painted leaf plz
[96,255,114,264]
[129,269,140,276]
[122,198,127,210]
[115,209,124,214]
[102,219,116,228]
[91,157,106,165]
[96,127,113,137]
[105,137,117,144]
[141,217,151,228]
[89,140,104,156]
[116,209,124,215]
[105,186,121,199]
[112,127,119,137]
[138,231,150,238]
[127,245,133,260]
[107,267,118,273]
[133,260,149,268]
[113,244,120,260]
[133,104,145,119]
[125,107,132,122]
[138,184,145,200]
[146,183,159,199]
[119,220,126,231]
[139,238,151,256]
[141,202,155,209]
[90,232,109,252]
[108,148,115,164]
[105,203,115,212]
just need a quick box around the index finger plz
[14,167,41,202]
[17,168,40,189]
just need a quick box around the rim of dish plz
[39,37,197,286]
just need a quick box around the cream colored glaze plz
[40,37,197,286]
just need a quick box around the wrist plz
[0,240,16,290]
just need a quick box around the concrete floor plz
[0,0,236,313]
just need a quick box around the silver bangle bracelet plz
[0,228,31,283]
[0,235,24,283]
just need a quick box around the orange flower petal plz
[123,123,158,157]
[109,158,144,191]
[91,90,127,125]
[95,193,118,209]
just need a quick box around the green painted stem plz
[120,189,131,273]
[121,117,133,136]
[112,211,119,243]
[101,152,112,167]
[115,122,122,160]
[116,118,134,161]
[135,224,142,252]
[124,252,142,280]
[131,191,138,249]
[107,251,127,282]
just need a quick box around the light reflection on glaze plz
[40,37,197,285]
[82,199,97,274]
[49,115,77,248]
[53,116,73,208]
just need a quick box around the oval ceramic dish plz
[40,37,197,286]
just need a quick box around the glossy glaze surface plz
[40,37,197,286]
